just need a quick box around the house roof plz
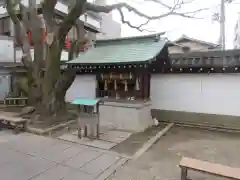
[174,35,219,48]
[68,33,167,64]
[168,42,186,47]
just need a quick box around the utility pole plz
[220,0,226,50]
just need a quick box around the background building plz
[94,0,121,39]
[169,35,220,54]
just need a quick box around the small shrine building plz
[66,34,240,131]
[66,33,168,131]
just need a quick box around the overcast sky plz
[106,0,240,49]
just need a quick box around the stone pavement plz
[58,129,132,150]
[0,130,125,180]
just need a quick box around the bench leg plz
[181,167,188,180]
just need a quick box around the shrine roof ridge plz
[95,32,166,43]
[67,33,167,65]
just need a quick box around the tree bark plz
[40,38,75,116]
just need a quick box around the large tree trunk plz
[6,0,82,123]
[29,41,75,117]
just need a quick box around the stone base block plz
[99,101,153,132]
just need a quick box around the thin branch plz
[145,0,181,10]
[85,1,207,31]
[118,10,151,32]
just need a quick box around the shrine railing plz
[169,50,240,67]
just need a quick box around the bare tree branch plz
[58,0,86,43]
[85,1,207,31]
[118,9,151,32]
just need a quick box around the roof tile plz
[68,34,166,64]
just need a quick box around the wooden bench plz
[4,97,28,107]
[179,157,240,180]
[0,115,28,134]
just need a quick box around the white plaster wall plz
[151,74,240,116]
[65,75,96,102]
[0,73,10,100]
[16,49,69,62]
[0,38,14,62]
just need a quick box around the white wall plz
[0,73,10,100]
[16,49,69,62]
[0,38,14,62]
[97,13,121,40]
[151,74,240,116]
[65,75,96,102]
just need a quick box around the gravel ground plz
[111,123,167,156]
[108,126,240,180]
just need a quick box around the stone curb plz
[96,158,129,180]
[132,123,174,160]
[174,122,240,133]
[26,120,76,135]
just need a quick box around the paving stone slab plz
[0,131,125,180]
[39,145,88,163]
[63,149,103,169]
[0,131,19,143]
[34,141,72,156]
[0,155,56,180]
[30,164,75,180]
[72,129,132,144]
[85,139,117,150]
[4,134,56,155]
[62,170,95,180]
[100,130,132,144]
[0,149,30,166]
[80,153,120,176]
[58,133,116,150]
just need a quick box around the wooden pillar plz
[143,72,149,100]
[147,73,151,100]
[140,73,144,99]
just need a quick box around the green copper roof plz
[68,33,166,64]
